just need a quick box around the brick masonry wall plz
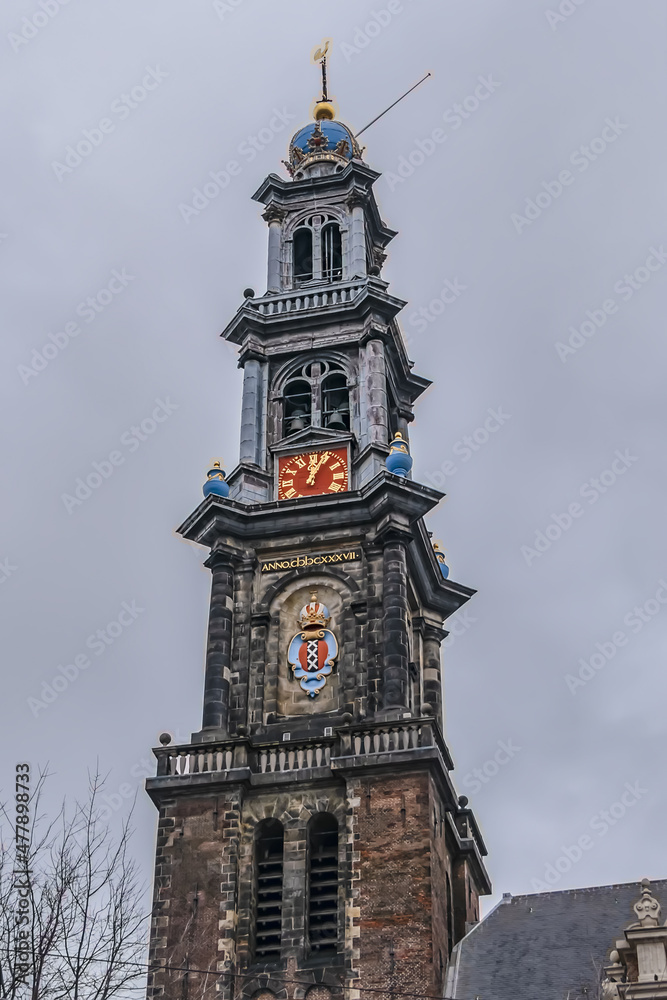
[351,769,452,1000]
[147,765,478,1000]
[146,790,242,1000]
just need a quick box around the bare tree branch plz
[0,770,149,1000]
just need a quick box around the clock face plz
[277,447,349,500]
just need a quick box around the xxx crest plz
[287,592,338,697]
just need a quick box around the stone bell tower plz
[145,48,490,1000]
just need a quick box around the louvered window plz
[254,820,284,962]
[308,814,339,956]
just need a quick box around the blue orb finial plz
[386,431,413,478]
[203,460,229,499]
[433,543,450,579]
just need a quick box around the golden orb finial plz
[314,100,335,121]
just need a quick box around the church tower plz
[145,50,491,1000]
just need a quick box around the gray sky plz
[2,0,666,917]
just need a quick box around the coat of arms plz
[287,591,338,697]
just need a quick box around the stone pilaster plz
[200,551,235,737]
[416,618,447,729]
[229,557,255,734]
[263,206,285,293]
[363,337,389,448]
[381,536,410,711]
[347,193,367,279]
[239,357,267,469]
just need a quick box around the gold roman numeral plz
[284,487,297,499]
[333,472,345,481]
[294,456,307,468]
[328,482,343,492]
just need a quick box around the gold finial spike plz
[310,589,318,603]
[212,460,221,469]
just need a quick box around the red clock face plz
[277,447,349,500]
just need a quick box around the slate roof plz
[446,878,667,1000]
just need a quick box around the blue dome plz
[284,118,362,176]
[291,120,356,160]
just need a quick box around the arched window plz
[283,378,312,436]
[321,223,342,281]
[254,819,284,963]
[294,227,313,281]
[307,813,339,956]
[321,371,349,431]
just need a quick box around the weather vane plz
[310,37,431,140]
[312,39,331,102]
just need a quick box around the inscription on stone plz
[260,550,360,574]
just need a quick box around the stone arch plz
[292,974,343,1000]
[258,563,360,614]
[284,205,346,242]
[284,207,349,287]
[271,350,353,397]
[240,985,288,1000]
[260,573,356,719]
[236,793,349,976]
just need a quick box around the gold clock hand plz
[306,453,319,485]
[306,452,331,485]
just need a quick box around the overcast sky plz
[2,0,666,921]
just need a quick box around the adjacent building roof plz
[446,878,667,1000]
